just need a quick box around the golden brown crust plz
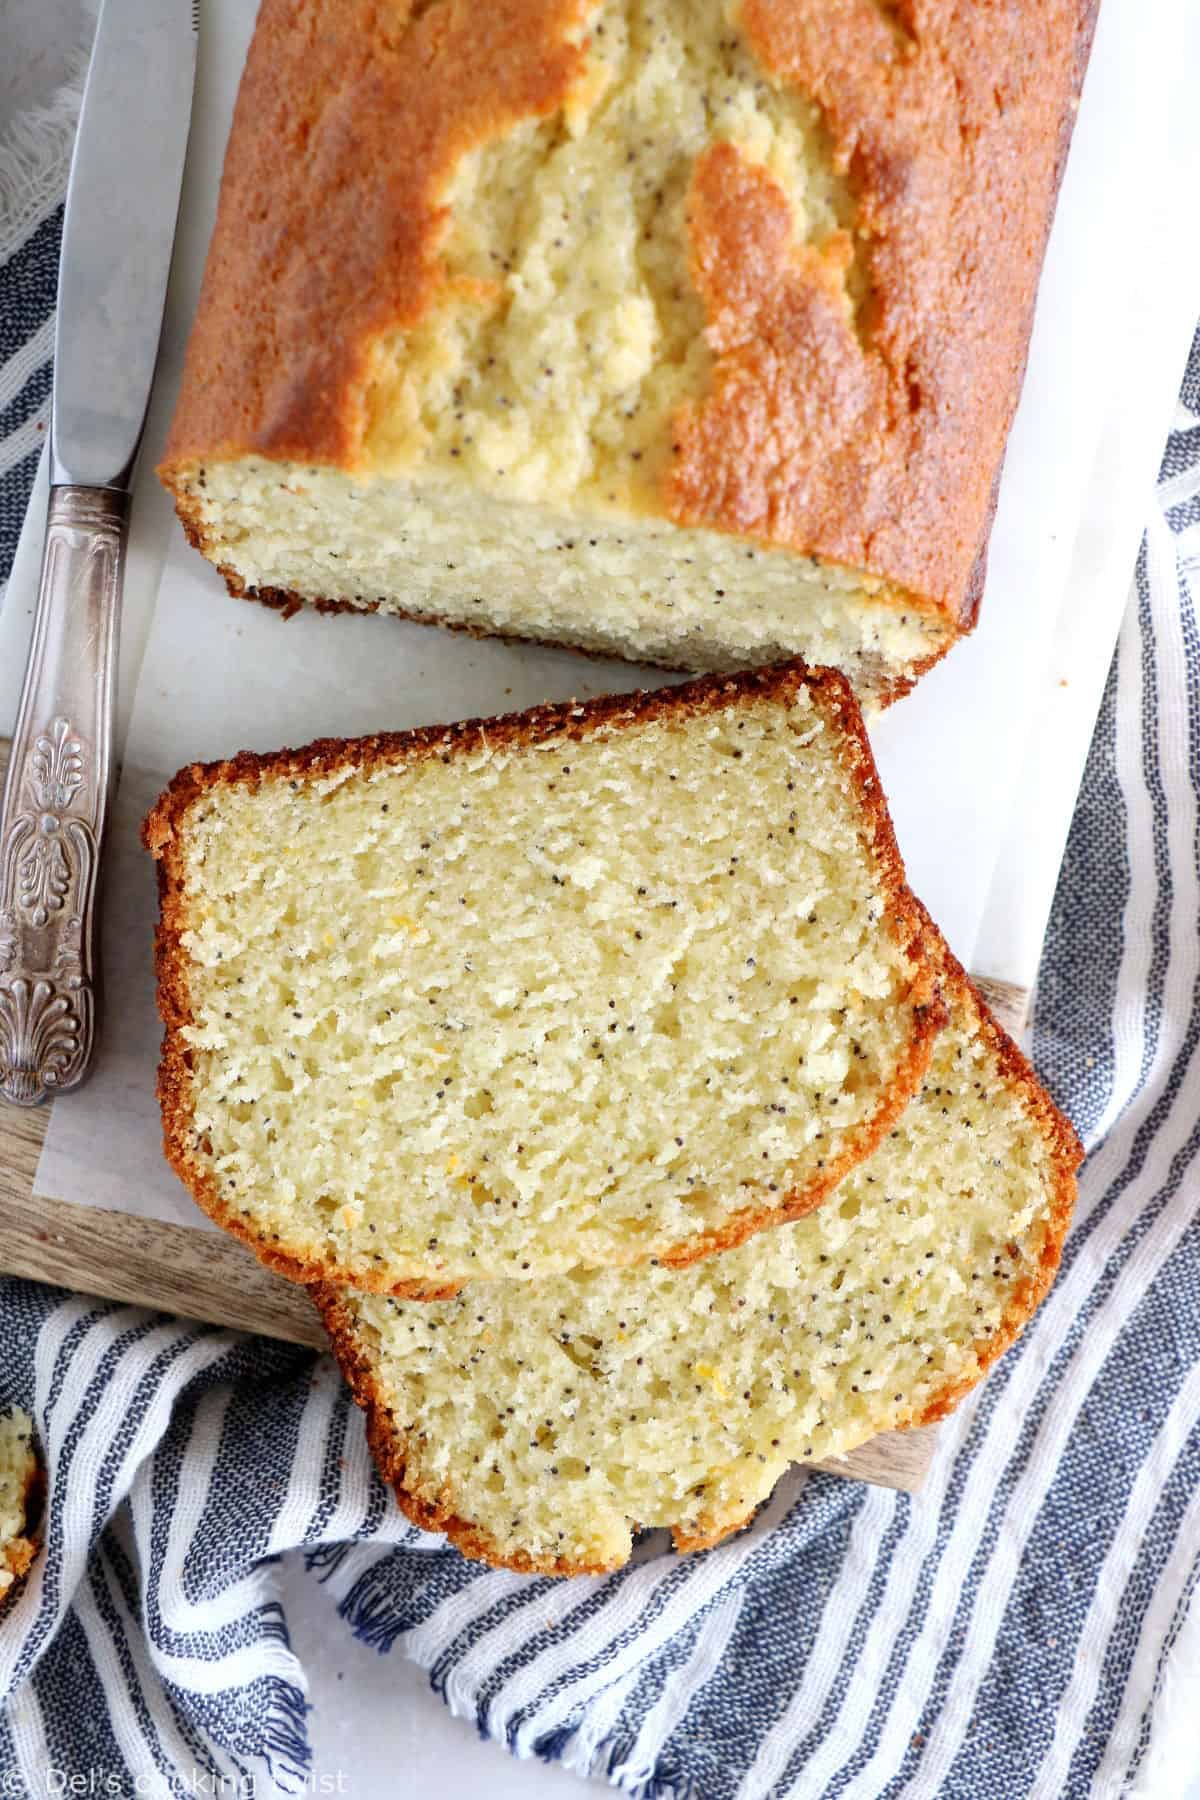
[1,1451,42,1602]
[162,0,1096,637]
[145,659,941,1295]
[313,1283,622,1575]
[0,1534,37,1595]
[311,956,1081,1577]
[653,979,942,1269]
[908,955,1082,1426]
[162,0,591,469]
[672,961,1080,1552]
[668,0,1097,617]
[671,1512,759,1557]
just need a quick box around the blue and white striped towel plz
[3,55,1200,1800]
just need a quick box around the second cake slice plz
[146,663,941,1293]
[315,959,1081,1574]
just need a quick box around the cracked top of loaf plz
[163,0,1094,629]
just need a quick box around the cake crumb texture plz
[147,664,939,1292]
[316,963,1081,1575]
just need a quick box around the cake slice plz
[0,1409,38,1599]
[315,961,1081,1574]
[146,663,941,1294]
[159,0,1094,703]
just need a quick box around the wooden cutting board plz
[0,739,1025,1496]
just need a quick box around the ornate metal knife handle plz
[0,486,126,1106]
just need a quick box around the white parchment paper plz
[9,0,1200,1228]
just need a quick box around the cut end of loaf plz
[315,964,1081,1576]
[164,457,954,703]
[147,662,941,1293]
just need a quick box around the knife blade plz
[0,0,198,1107]
[53,0,200,488]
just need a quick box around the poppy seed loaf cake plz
[0,1410,38,1598]
[160,0,1095,702]
[146,663,941,1294]
[316,962,1081,1574]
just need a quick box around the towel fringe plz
[0,29,95,265]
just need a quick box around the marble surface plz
[278,1558,592,1799]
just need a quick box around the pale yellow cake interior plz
[172,683,931,1289]
[336,984,1064,1571]
[362,0,853,509]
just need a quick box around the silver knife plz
[0,0,198,1107]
